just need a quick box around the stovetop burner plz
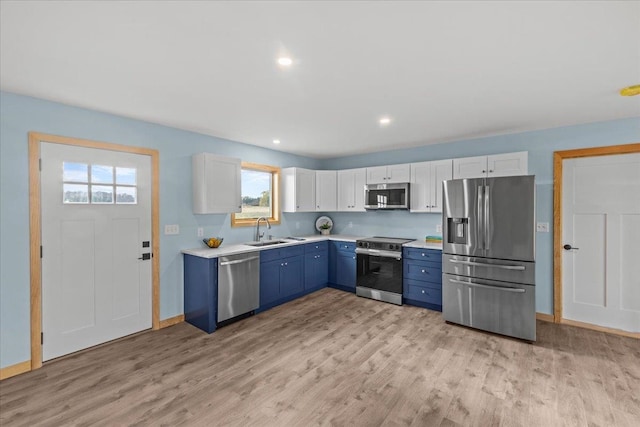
[356,236,414,252]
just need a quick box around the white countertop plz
[182,234,363,259]
[403,240,443,250]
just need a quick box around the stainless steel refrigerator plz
[442,175,536,341]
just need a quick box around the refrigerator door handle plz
[448,259,526,270]
[477,185,484,249]
[484,185,490,250]
[448,278,526,293]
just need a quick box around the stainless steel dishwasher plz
[217,252,260,324]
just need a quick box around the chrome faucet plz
[255,217,271,241]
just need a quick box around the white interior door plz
[41,142,152,361]
[562,153,640,333]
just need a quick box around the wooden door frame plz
[29,132,161,370]
[553,143,640,327]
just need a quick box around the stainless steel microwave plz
[364,183,410,210]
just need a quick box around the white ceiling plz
[1,1,639,159]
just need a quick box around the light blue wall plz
[1,90,638,369]
[0,92,322,368]
[318,117,640,321]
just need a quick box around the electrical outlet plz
[197,227,204,237]
[436,224,442,233]
[295,221,300,229]
[348,221,353,228]
[536,222,549,233]
[164,224,180,235]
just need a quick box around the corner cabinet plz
[283,167,316,212]
[337,168,366,211]
[366,163,411,184]
[453,151,528,179]
[402,247,442,311]
[410,159,453,213]
[315,170,337,211]
[192,153,242,214]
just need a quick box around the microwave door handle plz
[484,185,490,251]
[477,185,484,250]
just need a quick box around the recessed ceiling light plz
[379,117,391,125]
[273,139,281,144]
[277,57,293,67]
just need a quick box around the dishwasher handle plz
[448,278,526,293]
[219,256,260,266]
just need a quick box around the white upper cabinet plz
[315,170,337,211]
[487,151,529,177]
[337,168,366,211]
[282,167,316,212]
[192,153,241,214]
[410,159,453,213]
[453,151,528,179]
[366,163,411,184]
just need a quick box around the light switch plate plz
[536,222,549,233]
[164,224,180,235]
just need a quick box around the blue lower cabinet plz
[404,279,442,306]
[280,255,304,298]
[329,241,356,292]
[259,259,281,307]
[259,246,305,311]
[183,254,217,333]
[402,248,443,311]
[304,252,328,291]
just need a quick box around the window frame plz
[231,162,281,227]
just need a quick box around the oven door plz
[356,249,403,294]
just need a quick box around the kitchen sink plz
[245,239,291,247]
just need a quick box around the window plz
[63,162,137,204]
[231,162,280,227]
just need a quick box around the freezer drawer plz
[442,254,535,285]
[442,273,536,341]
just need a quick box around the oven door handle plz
[355,248,402,260]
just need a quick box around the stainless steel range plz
[355,237,414,305]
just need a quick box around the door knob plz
[563,244,579,250]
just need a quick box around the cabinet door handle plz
[421,269,426,273]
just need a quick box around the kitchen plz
[1,1,639,425]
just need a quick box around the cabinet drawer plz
[305,241,328,254]
[404,259,442,282]
[333,241,356,252]
[260,245,303,263]
[404,279,442,305]
[280,245,303,259]
[260,248,282,263]
[404,247,442,262]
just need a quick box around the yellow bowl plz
[203,237,223,248]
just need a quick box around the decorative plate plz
[315,215,334,232]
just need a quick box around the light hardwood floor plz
[1,288,638,426]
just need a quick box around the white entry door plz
[562,153,640,333]
[41,142,152,361]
